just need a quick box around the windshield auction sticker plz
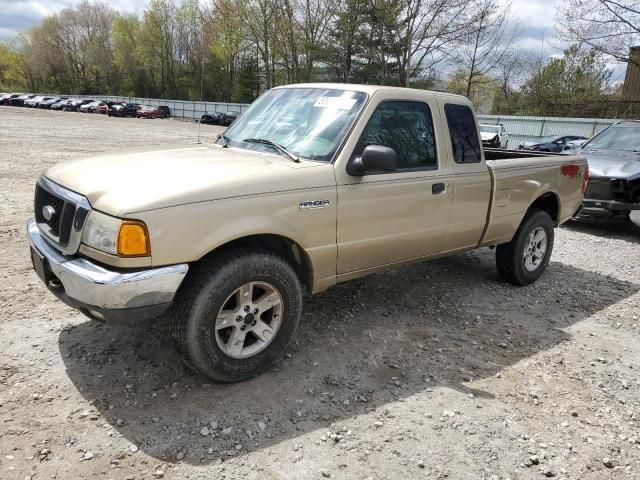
[313,96,357,110]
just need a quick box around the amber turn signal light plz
[117,221,150,257]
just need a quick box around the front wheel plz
[170,249,302,382]
[496,209,554,286]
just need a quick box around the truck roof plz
[273,82,470,103]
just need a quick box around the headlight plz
[82,211,150,257]
[82,211,120,254]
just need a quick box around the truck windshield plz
[582,124,640,153]
[222,88,368,161]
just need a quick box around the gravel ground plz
[1,107,639,480]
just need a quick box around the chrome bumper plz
[27,218,188,320]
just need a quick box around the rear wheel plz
[170,249,302,382]
[496,209,554,286]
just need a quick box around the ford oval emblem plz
[42,205,56,221]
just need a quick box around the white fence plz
[477,114,620,141]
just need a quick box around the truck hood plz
[44,145,334,216]
[582,149,640,180]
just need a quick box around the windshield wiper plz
[243,138,299,162]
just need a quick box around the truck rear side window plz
[356,101,437,170]
[445,104,481,163]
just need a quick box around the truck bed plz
[481,151,587,246]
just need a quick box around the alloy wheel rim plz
[214,281,283,359]
[523,227,547,272]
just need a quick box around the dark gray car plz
[579,121,640,220]
[518,135,589,152]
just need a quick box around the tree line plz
[0,0,638,118]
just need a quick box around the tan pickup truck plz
[28,84,588,381]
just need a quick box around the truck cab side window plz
[355,101,437,170]
[444,104,481,163]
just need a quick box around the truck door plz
[440,102,492,252]
[334,97,454,275]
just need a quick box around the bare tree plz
[493,48,528,99]
[242,0,277,89]
[300,0,338,80]
[272,0,301,83]
[391,0,474,87]
[454,0,519,97]
[556,0,640,67]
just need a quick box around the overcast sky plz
[0,0,563,44]
[0,0,628,82]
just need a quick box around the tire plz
[496,209,554,286]
[170,249,302,382]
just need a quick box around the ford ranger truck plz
[27,84,588,382]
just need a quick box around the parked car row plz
[479,123,590,153]
[200,111,239,126]
[0,93,171,119]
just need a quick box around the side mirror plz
[348,145,398,176]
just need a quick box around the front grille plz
[585,178,613,200]
[35,186,68,238]
[34,179,89,252]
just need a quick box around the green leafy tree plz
[446,67,495,112]
[0,42,27,91]
[519,45,612,116]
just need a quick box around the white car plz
[480,124,509,149]
[79,101,101,113]
[25,95,46,108]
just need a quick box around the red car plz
[136,105,163,119]
[96,102,115,114]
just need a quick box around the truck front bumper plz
[27,218,188,321]
[581,198,640,217]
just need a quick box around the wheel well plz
[198,234,313,290]
[529,192,559,225]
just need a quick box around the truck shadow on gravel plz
[58,249,638,464]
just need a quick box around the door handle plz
[432,182,445,194]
